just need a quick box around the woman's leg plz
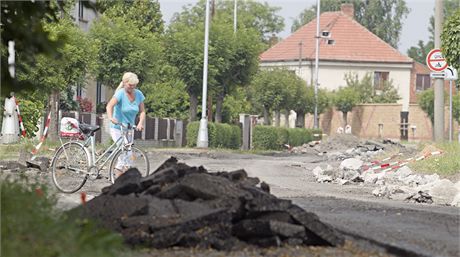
[110,128,126,171]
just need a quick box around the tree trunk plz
[263,106,270,125]
[189,93,198,122]
[295,110,305,128]
[284,110,290,128]
[48,90,60,142]
[215,92,224,123]
[342,111,348,128]
[274,110,280,127]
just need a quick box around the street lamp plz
[313,0,320,129]
[197,0,211,148]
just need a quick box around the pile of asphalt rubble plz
[72,157,344,250]
[295,134,460,207]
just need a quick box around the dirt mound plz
[317,134,363,152]
[72,157,344,250]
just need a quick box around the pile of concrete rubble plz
[289,134,401,161]
[301,135,460,206]
[72,157,344,250]
[310,159,460,206]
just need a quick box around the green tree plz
[417,88,435,123]
[1,0,65,97]
[142,66,190,120]
[96,0,164,34]
[334,86,360,127]
[249,69,294,125]
[408,0,459,64]
[344,72,400,103]
[222,87,252,124]
[291,0,409,48]
[166,0,264,122]
[89,16,163,88]
[441,9,460,71]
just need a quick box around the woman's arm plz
[106,97,119,124]
[136,102,146,131]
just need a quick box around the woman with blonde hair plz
[106,72,146,177]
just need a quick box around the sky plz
[158,0,435,55]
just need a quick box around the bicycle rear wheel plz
[51,141,90,193]
[109,146,150,184]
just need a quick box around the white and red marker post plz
[11,96,26,138]
[30,112,52,160]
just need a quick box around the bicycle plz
[51,122,150,193]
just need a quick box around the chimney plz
[341,3,354,18]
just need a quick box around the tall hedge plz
[253,126,321,150]
[186,121,241,149]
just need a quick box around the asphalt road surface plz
[25,149,460,256]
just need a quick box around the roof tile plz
[260,12,413,63]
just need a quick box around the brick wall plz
[305,104,459,141]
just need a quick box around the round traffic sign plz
[426,49,448,72]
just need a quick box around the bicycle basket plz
[60,117,82,138]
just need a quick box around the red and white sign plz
[426,48,448,72]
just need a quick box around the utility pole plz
[313,0,321,129]
[434,0,444,142]
[197,0,211,148]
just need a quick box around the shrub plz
[253,125,321,150]
[186,121,241,149]
[18,99,44,138]
[1,177,124,257]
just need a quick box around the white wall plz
[260,60,413,111]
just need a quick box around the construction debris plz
[72,157,344,250]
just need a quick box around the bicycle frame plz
[60,124,134,173]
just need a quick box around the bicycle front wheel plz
[51,141,90,193]
[109,146,150,184]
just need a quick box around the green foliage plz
[417,88,435,123]
[17,99,44,138]
[291,0,409,48]
[304,86,330,115]
[96,0,164,34]
[90,16,163,88]
[222,88,252,124]
[453,94,460,123]
[59,86,79,112]
[186,121,241,149]
[252,125,321,150]
[249,68,295,112]
[409,0,459,64]
[344,72,400,103]
[333,86,360,114]
[16,18,97,100]
[1,0,64,97]
[167,2,264,121]
[252,126,279,150]
[1,177,124,257]
[174,0,284,43]
[407,40,433,64]
[441,9,460,71]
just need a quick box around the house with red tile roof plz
[260,4,419,116]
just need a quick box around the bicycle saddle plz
[79,123,100,135]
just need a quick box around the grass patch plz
[1,176,125,257]
[409,142,460,176]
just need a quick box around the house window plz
[374,71,389,90]
[78,1,84,20]
[416,74,431,92]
